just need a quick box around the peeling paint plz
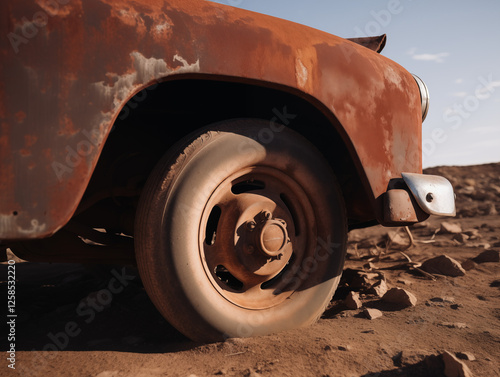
[92,52,200,114]
[295,58,308,89]
[0,214,46,237]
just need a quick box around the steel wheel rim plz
[198,166,317,310]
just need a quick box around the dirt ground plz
[1,163,499,377]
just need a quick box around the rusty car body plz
[0,0,455,340]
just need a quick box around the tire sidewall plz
[136,119,347,340]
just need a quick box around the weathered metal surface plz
[402,173,456,216]
[0,0,422,240]
[383,189,428,225]
[347,34,387,53]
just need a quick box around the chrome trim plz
[412,74,430,122]
[402,173,456,216]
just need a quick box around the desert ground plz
[1,163,499,377]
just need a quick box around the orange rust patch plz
[58,115,78,136]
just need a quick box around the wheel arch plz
[85,75,377,228]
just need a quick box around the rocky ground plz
[1,163,499,377]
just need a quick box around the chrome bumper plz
[383,173,456,225]
[402,173,456,217]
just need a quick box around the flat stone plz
[370,279,388,297]
[363,308,383,320]
[442,350,473,377]
[421,255,466,277]
[344,291,362,310]
[430,296,455,304]
[473,249,499,263]
[439,322,468,329]
[337,345,353,351]
[440,222,463,234]
[382,288,417,307]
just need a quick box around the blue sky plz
[209,0,500,168]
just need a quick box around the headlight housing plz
[412,74,430,122]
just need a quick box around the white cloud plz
[411,52,449,63]
[454,78,463,84]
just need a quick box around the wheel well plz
[77,78,375,233]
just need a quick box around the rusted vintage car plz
[0,0,455,341]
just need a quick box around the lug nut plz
[263,211,272,220]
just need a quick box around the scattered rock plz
[340,269,373,289]
[387,231,411,249]
[361,329,375,334]
[243,368,261,377]
[463,229,481,239]
[396,279,412,286]
[421,255,466,277]
[427,297,456,307]
[463,178,476,187]
[461,259,476,271]
[337,345,353,351]
[344,291,362,310]
[369,279,388,297]
[473,249,499,263]
[452,233,469,243]
[442,350,473,377]
[382,288,417,307]
[440,222,463,234]
[363,308,383,320]
[214,369,227,375]
[465,242,491,249]
[456,352,475,361]
[439,322,468,329]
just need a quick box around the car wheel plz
[135,119,347,341]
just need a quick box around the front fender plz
[0,0,422,240]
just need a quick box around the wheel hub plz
[247,211,288,259]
